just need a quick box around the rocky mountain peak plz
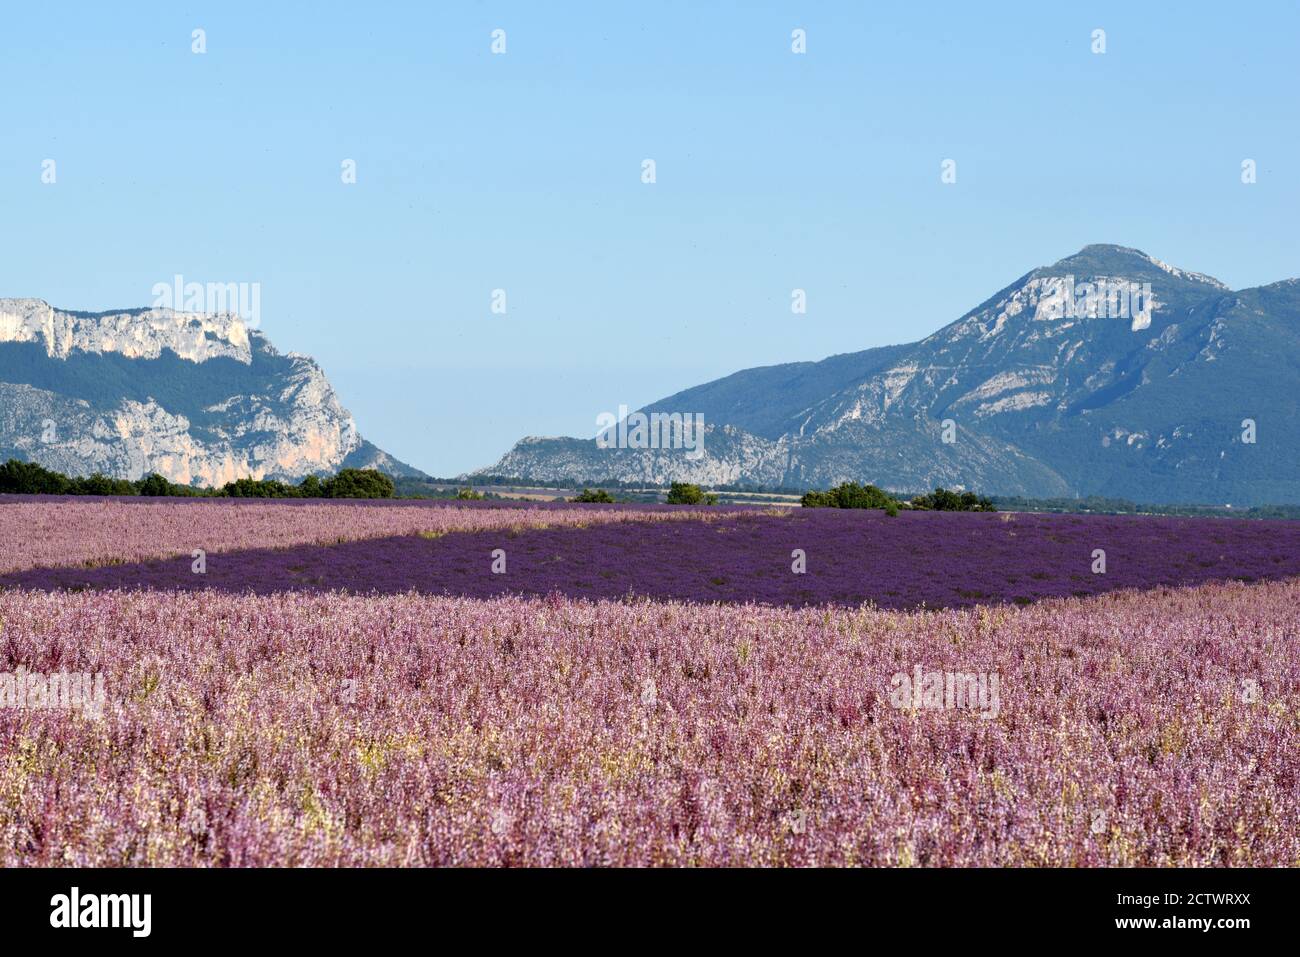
[1042,245,1229,289]
[0,298,254,365]
[0,299,426,485]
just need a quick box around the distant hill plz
[481,245,1299,506]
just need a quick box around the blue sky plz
[2,2,1296,476]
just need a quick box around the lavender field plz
[4,505,1299,610]
[2,500,1298,867]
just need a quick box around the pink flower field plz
[1,577,1296,867]
[0,498,754,575]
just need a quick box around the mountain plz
[0,299,426,486]
[481,246,1300,505]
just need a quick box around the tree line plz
[0,459,396,499]
[800,482,995,513]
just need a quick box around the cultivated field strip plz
[0,499,754,575]
[1,577,1296,866]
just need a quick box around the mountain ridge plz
[480,245,1300,505]
[0,298,426,486]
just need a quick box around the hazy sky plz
[3,2,1296,475]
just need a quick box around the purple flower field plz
[3,500,1298,867]
[5,508,1299,610]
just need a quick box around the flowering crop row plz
[6,508,1298,611]
[0,498,752,574]
[1,578,1295,866]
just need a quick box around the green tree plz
[73,473,135,496]
[220,477,299,498]
[0,459,72,494]
[666,482,717,505]
[909,487,995,512]
[570,488,615,503]
[135,473,173,496]
[323,469,396,499]
[801,482,898,510]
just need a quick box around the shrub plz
[455,487,485,501]
[135,473,174,497]
[801,482,898,510]
[323,469,397,500]
[910,487,995,512]
[72,473,135,496]
[571,488,615,504]
[0,459,73,495]
[665,482,717,505]
[221,477,299,498]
